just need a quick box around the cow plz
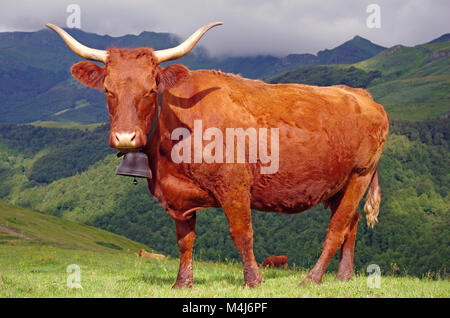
[261,255,288,268]
[138,249,166,260]
[47,22,389,288]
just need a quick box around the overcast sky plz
[0,0,449,57]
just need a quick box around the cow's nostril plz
[115,134,120,142]
[130,133,136,142]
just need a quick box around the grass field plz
[29,121,105,131]
[1,245,449,298]
[0,201,448,298]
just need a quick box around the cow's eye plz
[104,88,115,98]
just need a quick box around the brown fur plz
[71,61,106,91]
[138,249,166,260]
[261,255,288,268]
[66,46,389,289]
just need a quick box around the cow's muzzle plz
[110,131,147,151]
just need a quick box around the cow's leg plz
[172,213,196,289]
[222,198,262,288]
[336,211,361,281]
[300,172,373,285]
[214,175,262,288]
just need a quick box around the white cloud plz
[0,0,449,56]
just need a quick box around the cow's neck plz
[143,95,163,196]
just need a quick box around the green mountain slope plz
[356,42,450,82]
[0,200,149,252]
[268,40,450,121]
[268,65,382,88]
[316,35,386,64]
[357,42,450,120]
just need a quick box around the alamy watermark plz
[366,264,381,288]
[66,4,81,29]
[170,120,279,174]
[366,4,381,29]
[67,264,83,289]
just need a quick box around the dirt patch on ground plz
[0,225,31,240]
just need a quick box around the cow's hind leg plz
[300,172,373,285]
[336,211,361,281]
[172,213,196,288]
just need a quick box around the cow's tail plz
[364,168,381,228]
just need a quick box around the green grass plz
[30,121,105,131]
[0,245,448,298]
[0,201,448,298]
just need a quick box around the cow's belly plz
[250,172,350,213]
[250,125,357,213]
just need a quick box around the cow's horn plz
[153,22,223,63]
[45,23,108,63]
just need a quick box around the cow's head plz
[46,23,222,151]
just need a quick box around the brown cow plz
[47,22,389,288]
[261,255,288,268]
[138,249,166,260]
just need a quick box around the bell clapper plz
[133,178,138,185]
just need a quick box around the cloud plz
[0,0,449,57]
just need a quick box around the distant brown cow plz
[138,249,166,260]
[48,22,389,289]
[261,255,288,268]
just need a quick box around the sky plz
[0,0,449,57]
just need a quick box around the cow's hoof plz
[244,275,263,288]
[172,281,193,289]
[299,274,321,287]
[244,280,262,288]
[335,271,354,282]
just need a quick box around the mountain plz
[0,27,385,124]
[268,39,450,121]
[199,35,386,78]
[316,35,386,64]
[0,28,185,125]
[427,33,450,44]
[357,41,450,120]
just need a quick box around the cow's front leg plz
[172,213,196,289]
[219,190,262,288]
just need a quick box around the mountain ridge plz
[0,28,446,124]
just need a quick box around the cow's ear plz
[71,61,106,91]
[158,64,189,93]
